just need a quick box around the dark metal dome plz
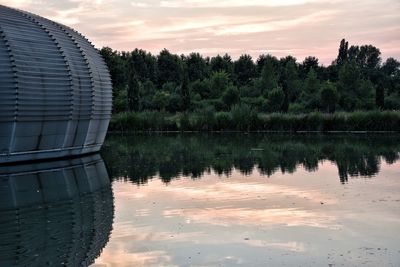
[0,5,112,163]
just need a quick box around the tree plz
[280,57,300,111]
[320,82,338,113]
[337,62,374,110]
[157,49,184,87]
[375,77,385,109]
[256,54,279,74]
[259,58,279,94]
[139,80,156,110]
[300,68,320,110]
[210,54,233,75]
[358,80,376,109]
[113,87,128,112]
[191,79,211,99]
[382,57,400,78]
[300,56,319,78]
[130,48,158,83]
[348,45,359,62]
[345,44,381,73]
[350,45,382,108]
[222,86,240,108]
[127,71,140,112]
[304,68,320,94]
[234,54,256,86]
[357,45,381,69]
[337,62,360,110]
[100,47,126,89]
[184,53,209,82]
[382,58,400,95]
[162,81,178,93]
[383,59,400,110]
[152,91,170,111]
[336,38,348,66]
[209,71,230,98]
[100,39,392,115]
[256,54,269,74]
[180,73,190,111]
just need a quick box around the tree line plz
[100,39,400,115]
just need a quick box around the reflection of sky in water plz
[92,161,400,267]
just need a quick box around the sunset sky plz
[3,0,400,64]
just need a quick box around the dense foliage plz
[100,39,400,116]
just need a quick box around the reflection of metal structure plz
[0,154,114,267]
[0,5,112,163]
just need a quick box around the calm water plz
[0,134,399,267]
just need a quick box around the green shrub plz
[266,87,285,112]
[230,104,258,131]
[166,93,182,112]
[320,81,338,113]
[231,104,248,130]
[242,96,264,112]
[178,113,191,131]
[191,106,216,131]
[110,110,400,132]
[215,112,232,130]
[304,112,324,131]
[222,85,240,108]
[288,103,306,114]
[113,88,128,113]
[385,95,400,110]
[322,112,346,132]
[152,91,170,111]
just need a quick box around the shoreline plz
[107,130,400,134]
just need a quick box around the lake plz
[1,134,399,267]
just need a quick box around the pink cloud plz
[3,0,399,64]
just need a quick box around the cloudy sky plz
[2,0,400,64]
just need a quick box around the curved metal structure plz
[0,154,114,267]
[0,5,112,163]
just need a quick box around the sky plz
[2,0,400,64]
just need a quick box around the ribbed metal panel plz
[0,5,112,163]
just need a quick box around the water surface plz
[95,134,400,267]
[1,134,399,267]
[0,155,113,266]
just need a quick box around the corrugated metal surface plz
[0,5,112,163]
[0,154,113,266]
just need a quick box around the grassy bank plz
[109,109,400,132]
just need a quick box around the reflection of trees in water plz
[102,134,400,185]
[0,155,114,267]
